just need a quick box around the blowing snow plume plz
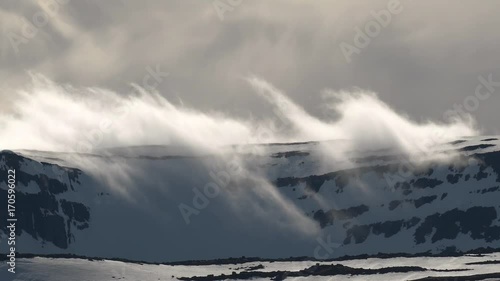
[248,77,477,158]
[0,74,483,260]
[0,74,478,206]
[0,74,477,155]
[0,74,477,204]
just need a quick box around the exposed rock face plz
[0,151,89,249]
[274,149,500,254]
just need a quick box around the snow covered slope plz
[1,136,500,262]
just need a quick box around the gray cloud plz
[1,0,500,133]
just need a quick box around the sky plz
[1,0,500,134]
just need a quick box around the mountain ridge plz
[1,136,500,263]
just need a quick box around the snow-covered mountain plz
[1,136,500,263]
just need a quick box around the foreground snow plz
[1,253,500,281]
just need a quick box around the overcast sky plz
[1,0,500,134]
